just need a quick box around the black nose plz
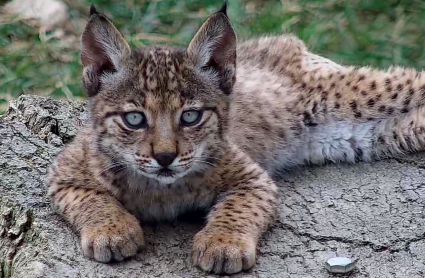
[154,152,177,167]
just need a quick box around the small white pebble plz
[325,257,356,274]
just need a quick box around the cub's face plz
[90,48,229,184]
[81,7,236,184]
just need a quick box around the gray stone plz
[0,95,424,278]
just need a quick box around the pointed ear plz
[187,6,237,95]
[80,5,130,97]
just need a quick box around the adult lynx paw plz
[81,216,145,263]
[191,229,257,274]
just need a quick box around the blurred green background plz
[1,0,425,113]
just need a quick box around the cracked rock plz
[0,95,424,278]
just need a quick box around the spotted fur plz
[48,4,425,274]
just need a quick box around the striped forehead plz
[134,47,184,92]
[144,93,183,113]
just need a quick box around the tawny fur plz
[47,5,425,275]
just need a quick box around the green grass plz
[1,0,425,112]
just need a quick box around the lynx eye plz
[122,112,146,129]
[181,110,202,127]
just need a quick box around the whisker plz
[191,159,217,167]
[192,156,221,162]
[110,166,129,174]
[100,162,125,174]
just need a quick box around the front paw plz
[191,229,257,274]
[81,215,145,263]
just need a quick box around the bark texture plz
[0,95,424,278]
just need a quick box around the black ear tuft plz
[81,5,130,97]
[90,4,98,16]
[187,5,236,95]
[218,1,228,17]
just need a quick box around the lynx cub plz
[48,4,425,274]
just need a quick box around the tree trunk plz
[1,95,424,278]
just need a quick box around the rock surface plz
[0,95,424,278]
